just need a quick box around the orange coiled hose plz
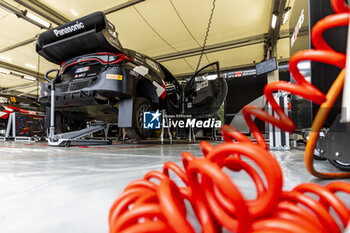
[182,0,350,179]
[109,0,350,232]
[241,0,350,179]
[109,129,350,232]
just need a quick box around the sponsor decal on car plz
[133,66,149,76]
[75,73,86,78]
[53,21,85,37]
[75,66,90,74]
[106,74,123,80]
[152,81,166,99]
[87,73,97,77]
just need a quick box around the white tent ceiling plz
[0,0,294,96]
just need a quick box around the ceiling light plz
[271,14,277,29]
[0,56,12,62]
[23,75,36,81]
[0,1,51,29]
[25,11,51,29]
[282,7,291,25]
[25,63,36,69]
[71,9,78,17]
[0,69,10,75]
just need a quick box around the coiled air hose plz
[109,0,350,232]
[242,0,349,178]
[109,133,350,232]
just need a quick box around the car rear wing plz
[36,11,124,65]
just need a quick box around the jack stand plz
[160,109,172,144]
[268,92,290,150]
[48,124,109,147]
[45,69,110,147]
[188,120,196,142]
[122,128,127,142]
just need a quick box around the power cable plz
[133,5,194,71]
[195,0,216,73]
[169,0,210,65]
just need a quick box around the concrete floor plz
[0,140,349,233]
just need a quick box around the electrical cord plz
[109,0,350,232]
[195,0,216,73]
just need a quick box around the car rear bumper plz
[40,67,135,108]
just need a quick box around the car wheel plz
[328,159,350,171]
[55,112,86,134]
[125,97,153,139]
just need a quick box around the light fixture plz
[271,13,278,29]
[0,56,12,62]
[25,63,36,69]
[0,69,11,75]
[282,7,291,25]
[71,9,78,17]
[0,1,51,29]
[25,11,51,29]
[23,75,36,81]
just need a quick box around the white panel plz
[206,43,265,70]
[124,0,199,53]
[161,43,265,76]
[0,9,42,46]
[1,43,58,71]
[18,85,40,94]
[106,7,176,56]
[39,0,128,19]
[170,0,272,45]
[161,59,195,76]
[0,73,33,88]
[277,37,290,60]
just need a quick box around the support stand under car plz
[268,92,290,150]
[45,69,110,147]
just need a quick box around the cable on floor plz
[109,128,350,232]
[109,0,350,232]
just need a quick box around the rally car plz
[36,11,227,139]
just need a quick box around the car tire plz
[328,159,350,171]
[125,97,153,139]
[55,112,86,134]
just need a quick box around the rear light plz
[60,53,133,74]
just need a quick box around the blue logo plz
[143,110,161,129]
